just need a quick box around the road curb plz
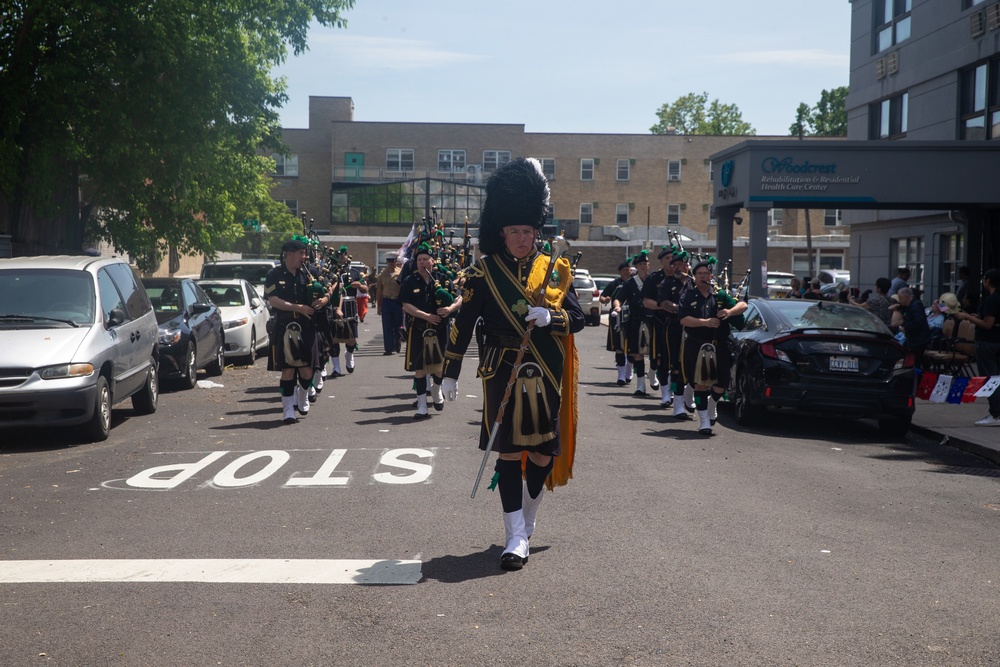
[909,423,1000,466]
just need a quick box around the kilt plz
[404,321,448,373]
[268,316,316,371]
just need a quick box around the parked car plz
[592,275,617,316]
[818,269,851,286]
[729,298,915,436]
[0,255,159,442]
[573,274,601,326]
[197,278,270,364]
[766,272,797,299]
[199,259,279,299]
[143,278,225,388]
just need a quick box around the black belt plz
[485,334,524,349]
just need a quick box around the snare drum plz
[340,295,358,320]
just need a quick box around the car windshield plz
[773,301,887,333]
[573,278,595,290]
[201,264,272,284]
[0,269,95,325]
[200,283,246,307]
[145,284,184,315]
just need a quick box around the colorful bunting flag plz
[929,374,953,403]
[947,377,969,404]
[962,376,987,403]
[974,375,1000,398]
[916,371,938,401]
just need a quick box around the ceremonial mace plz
[471,235,570,498]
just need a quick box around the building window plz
[540,158,555,180]
[386,148,414,172]
[273,154,298,177]
[580,158,594,181]
[483,150,511,172]
[824,209,842,226]
[617,159,630,181]
[437,150,466,173]
[870,92,908,139]
[892,236,925,294]
[875,0,912,53]
[792,252,845,275]
[768,209,783,226]
[616,204,629,226]
[667,160,681,182]
[579,203,593,225]
[667,204,680,225]
[708,210,718,226]
[939,233,965,296]
[960,59,1000,140]
[277,199,298,218]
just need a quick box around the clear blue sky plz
[272,1,851,136]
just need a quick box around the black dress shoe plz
[383,351,394,356]
[710,418,717,426]
[283,417,297,425]
[413,412,431,420]
[616,379,626,386]
[500,552,526,571]
[674,413,693,421]
[633,390,647,397]
[433,402,444,412]
[699,427,713,436]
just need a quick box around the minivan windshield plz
[0,269,95,326]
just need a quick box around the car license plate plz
[829,355,859,372]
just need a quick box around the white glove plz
[525,306,552,327]
[442,377,458,401]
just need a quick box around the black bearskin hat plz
[477,157,550,256]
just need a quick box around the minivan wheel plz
[180,343,197,389]
[131,362,158,415]
[85,376,112,442]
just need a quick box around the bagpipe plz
[403,206,473,310]
[288,225,357,344]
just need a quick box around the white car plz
[197,279,270,364]
[200,259,278,299]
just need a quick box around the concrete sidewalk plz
[910,397,1000,465]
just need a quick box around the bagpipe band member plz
[400,243,462,419]
[441,157,585,571]
[328,248,360,376]
[265,238,332,424]
[642,246,676,406]
[658,249,695,419]
[614,251,653,396]
[604,261,632,383]
[678,259,748,435]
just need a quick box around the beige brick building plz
[270,96,848,279]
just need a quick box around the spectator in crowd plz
[850,277,892,327]
[953,269,1000,426]
[887,267,910,297]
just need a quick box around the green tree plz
[0,0,354,268]
[650,92,755,135]
[787,86,849,137]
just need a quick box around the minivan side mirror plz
[107,308,126,327]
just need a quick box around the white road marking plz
[0,559,422,585]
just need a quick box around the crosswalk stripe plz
[0,559,422,585]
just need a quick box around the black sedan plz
[143,278,225,389]
[729,298,915,436]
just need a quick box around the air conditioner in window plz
[466,164,483,184]
[668,174,680,182]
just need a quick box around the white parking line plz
[0,559,422,585]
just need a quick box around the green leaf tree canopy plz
[650,92,755,136]
[0,0,353,269]
[788,86,848,137]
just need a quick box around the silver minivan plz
[0,255,159,442]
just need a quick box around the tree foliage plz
[650,92,755,136]
[0,0,353,267]
[788,86,848,137]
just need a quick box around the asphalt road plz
[3,319,1000,666]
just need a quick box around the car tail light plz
[894,352,915,370]
[592,289,600,297]
[760,341,791,363]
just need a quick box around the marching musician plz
[642,246,675,406]
[265,238,331,424]
[678,260,748,435]
[441,157,585,571]
[327,248,361,377]
[657,249,696,420]
[603,261,633,385]
[375,255,404,355]
[400,243,462,419]
[613,251,654,397]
